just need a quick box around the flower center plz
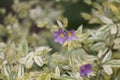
[60,33,64,38]
[68,32,72,38]
[81,67,86,71]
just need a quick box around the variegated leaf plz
[33,56,43,67]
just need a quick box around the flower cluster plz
[53,28,77,45]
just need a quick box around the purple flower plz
[53,28,66,44]
[53,29,77,45]
[80,64,92,77]
[65,30,77,42]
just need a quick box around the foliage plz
[0,0,120,80]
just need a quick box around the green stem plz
[95,66,101,80]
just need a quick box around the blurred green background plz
[0,0,98,30]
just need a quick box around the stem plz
[95,70,100,80]
[95,61,101,80]
[81,45,91,54]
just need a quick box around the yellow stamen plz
[60,33,64,38]
[68,32,72,38]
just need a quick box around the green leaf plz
[60,76,78,80]
[114,38,120,44]
[0,52,5,60]
[57,20,63,28]
[97,49,108,58]
[83,0,92,5]
[37,73,51,80]
[99,15,113,24]
[17,65,24,78]
[106,60,120,67]
[23,73,31,80]
[102,50,112,63]
[33,56,43,67]
[97,25,111,32]
[22,41,28,55]
[76,25,83,35]
[3,65,10,77]
[35,46,51,56]
[91,42,105,51]
[63,18,68,27]
[25,52,34,69]
[81,12,91,20]
[110,25,117,35]
[103,65,113,75]
[55,66,60,77]
[37,21,48,28]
